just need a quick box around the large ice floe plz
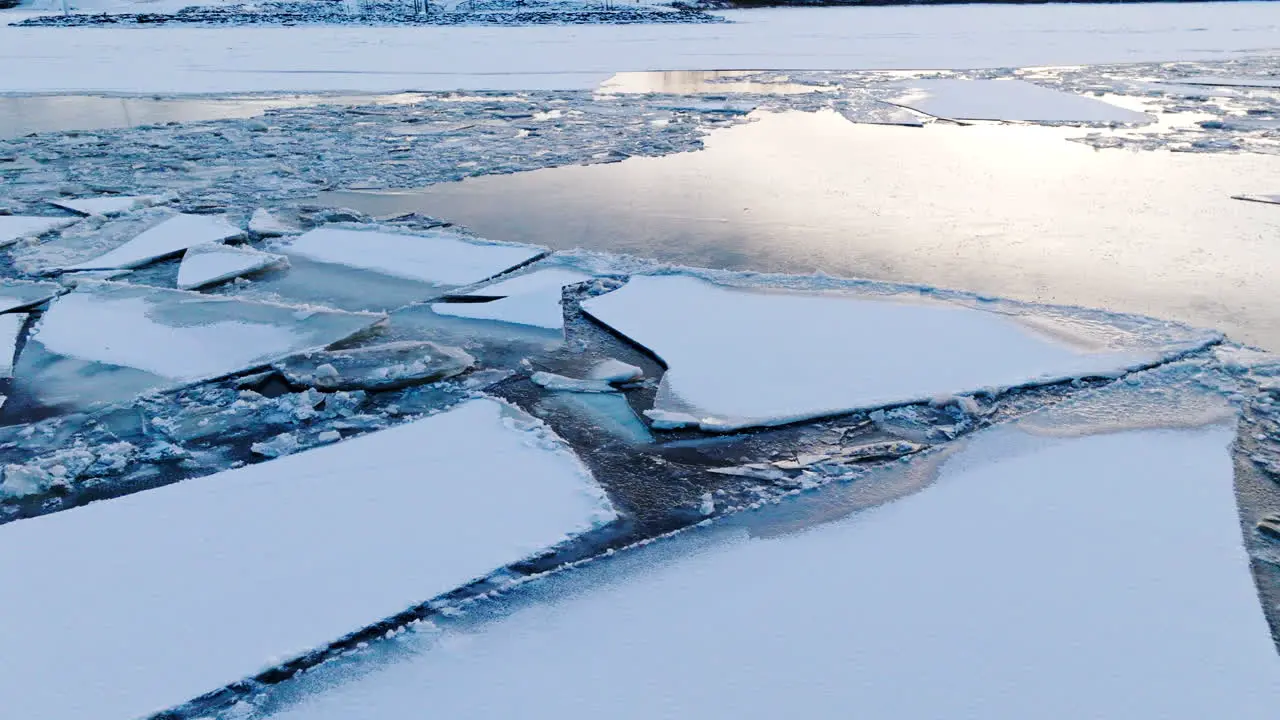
[886,78,1153,124]
[48,194,161,217]
[61,212,243,271]
[581,274,1218,431]
[260,387,1280,720]
[432,267,594,329]
[17,281,380,408]
[0,215,76,248]
[0,397,615,720]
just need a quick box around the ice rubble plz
[61,212,243,271]
[274,340,474,391]
[265,424,1280,720]
[0,279,62,312]
[177,243,288,290]
[433,268,594,330]
[0,397,616,720]
[49,195,160,217]
[0,313,24,379]
[581,275,1215,431]
[284,227,543,287]
[886,79,1153,124]
[0,215,76,247]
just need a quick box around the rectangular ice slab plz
[62,212,242,270]
[0,397,615,720]
[888,78,1153,123]
[49,195,159,217]
[581,275,1201,431]
[433,267,594,329]
[0,215,76,248]
[284,227,543,287]
[266,425,1280,720]
[177,242,287,290]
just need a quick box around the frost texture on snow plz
[177,243,288,290]
[49,195,160,217]
[0,313,24,379]
[887,79,1153,124]
[265,425,1280,720]
[0,215,76,248]
[433,268,593,329]
[0,397,615,720]
[581,275,1208,431]
[62,212,243,271]
[284,227,543,288]
[29,281,379,384]
[0,279,62,312]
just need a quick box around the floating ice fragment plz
[0,215,76,248]
[249,208,298,237]
[49,195,160,217]
[251,432,301,458]
[643,408,700,429]
[177,243,288,290]
[62,213,243,271]
[0,279,61,313]
[285,227,543,287]
[531,371,618,394]
[588,358,644,383]
[835,99,926,127]
[0,313,25,379]
[433,268,593,330]
[275,341,474,391]
[0,398,616,720]
[887,79,1153,124]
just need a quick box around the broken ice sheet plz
[581,275,1216,432]
[433,267,594,330]
[275,340,474,391]
[61,212,243,271]
[0,279,62,312]
[0,397,616,720]
[15,282,380,410]
[49,195,161,217]
[0,313,24,379]
[177,243,288,290]
[0,215,76,248]
[834,98,926,127]
[886,79,1153,124]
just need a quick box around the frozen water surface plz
[49,195,160,217]
[0,397,615,720]
[581,274,1213,431]
[177,243,288,290]
[262,417,1279,720]
[886,79,1154,124]
[433,267,594,329]
[0,215,76,248]
[0,279,62,313]
[0,313,24,379]
[61,212,243,271]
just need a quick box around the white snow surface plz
[285,227,543,287]
[177,242,287,290]
[432,268,592,329]
[62,213,242,270]
[0,397,616,720]
[0,313,23,378]
[32,282,377,382]
[0,215,76,248]
[0,279,62,312]
[49,195,160,216]
[2,4,1279,93]
[267,424,1280,720]
[582,275,1199,431]
[888,79,1153,123]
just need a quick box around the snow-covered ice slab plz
[284,227,543,288]
[49,195,159,217]
[0,313,24,379]
[433,267,593,330]
[0,397,616,720]
[177,242,287,290]
[582,275,1214,431]
[62,212,242,271]
[888,79,1153,123]
[0,279,62,312]
[1234,194,1280,206]
[265,422,1280,720]
[0,215,76,248]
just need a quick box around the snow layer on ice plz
[62,212,242,271]
[49,194,159,216]
[0,279,61,312]
[0,313,23,379]
[0,215,75,248]
[0,397,615,720]
[177,242,287,290]
[284,227,542,288]
[581,275,1201,431]
[888,79,1153,124]
[29,281,378,383]
[433,268,592,329]
[267,424,1280,720]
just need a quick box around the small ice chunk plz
[249,208,298,237]
[177,243,288,290]
[698,493,715,516]
[0,279,62,313]
[1,463,54,498]
[887,79,1153,124]
[251,432,301,458]
[50,195,160,217]
[62,213,243,271]
[531,371,618,394]
[0,313,26,379]
[276,341,474,391]
[643,408,700,430]
[588,358,644,383]
[0,215,76,248]
[433,268,593,330]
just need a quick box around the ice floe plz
[49,194,160,217]
[0,313,24,379]
[249,208,298,237]
[177,242,288,290]
[887,78,1153,124]
[433,267,594,329]
[0,397,615,720]
[0,215,76,248]
[61,212,243,271]
[0,279,62,312]
[275,340,474,391]
[264,422,1280,720]
[532,371,618,394]
[581,275,1213,431]
[284,227,543,288]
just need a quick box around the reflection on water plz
[321,110,1280,350]
[600,70,834,95]
[0,93,428,138]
